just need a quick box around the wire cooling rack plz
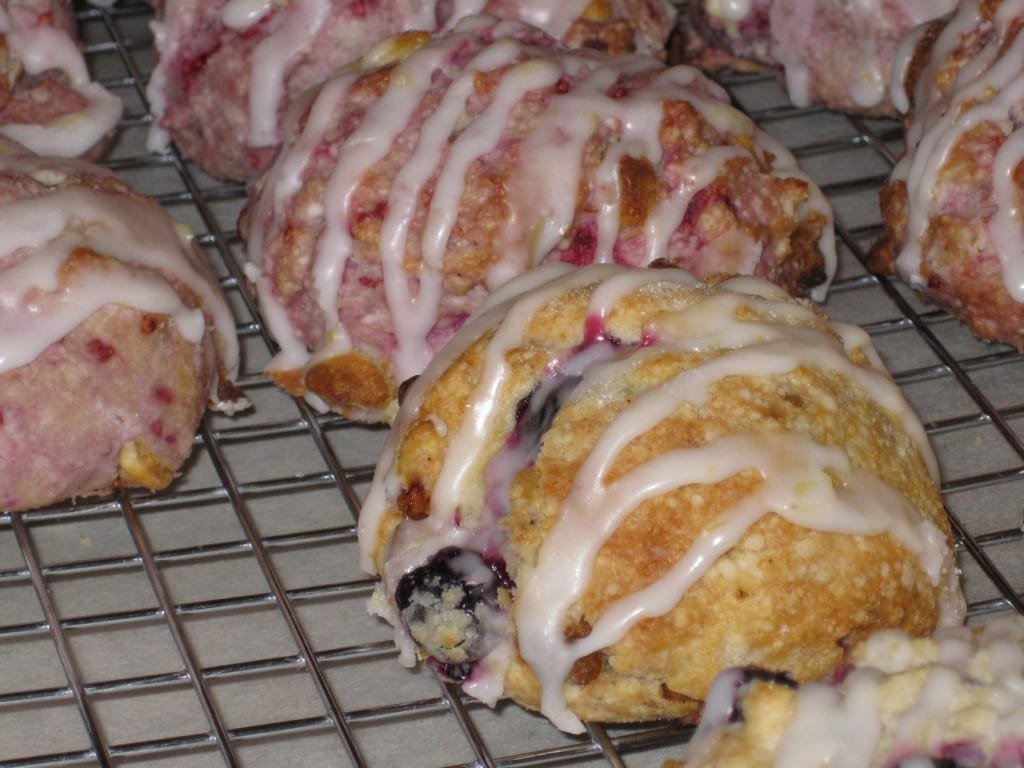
[2,2,1023,766]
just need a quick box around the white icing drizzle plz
[246,19,835,402]
[490,0,593,41]
[516,282,947,732]
[382,37,528,380]
[148,0,677,161]
[991,128,1024,301]
[246,0,331,147]
[688,615,1024,767]
[499,54,654,274]
[0,168,240,398]
[146,0,671,161]
[773,667,885,767]
[890,22,928,115]
[424,265,607,526]
[522,431,948,734]
[446,0,674,57]
[245,73,359,374]
[360,265,957,732]
[311,32,477,379]
[0,2,121,157]
[893,0,1024,303]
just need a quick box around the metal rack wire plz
[0,2,1022,766]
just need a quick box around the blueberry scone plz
[358,263,963,732]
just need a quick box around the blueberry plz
[395,548,512,673]
[426,658,474,683]
[512,374,582,459]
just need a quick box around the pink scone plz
[0,144,243,512]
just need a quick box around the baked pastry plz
[357,262,964,733]
[869,0,1024,351]
[241,17,836,423]
[673,613,1024,767]
[145,0,677,181]
[0,0,122,158]
[0,141,244,512]
[682,0,955,116]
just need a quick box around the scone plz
[682,0,955,116]
[241,17,836,422]
[0,142,243,512]
[0,0,122,158]
[674,614,1024,767]
[358,262,964,733]
[145,0,677,181]
[869,0,1024,350]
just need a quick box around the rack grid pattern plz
[1,3,1022,766]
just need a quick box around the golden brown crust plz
[618,154,662,228]
[267,367,307,399]
[867,179,907,275]
[267,352,399,422]
[117,438,176,490]
[305,352,393,411]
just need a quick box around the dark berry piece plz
[427,658,473,683]
[513,374,582,458]
[395,548,510,670]
[86,338,116,362]
[740,668,798,688]
[397,376,419,405]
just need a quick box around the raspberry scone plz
[0,0,122,158]
[682,0,955,116]
[241,18,836,422]
[145,0,676,180]
[870,0,1024,351]
[0,142,243,512]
